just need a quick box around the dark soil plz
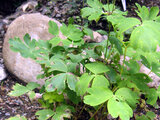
[0,0,160,120]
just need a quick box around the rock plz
[140,65,160,88]
[3,13,104,86]
[17,0,38,12]
[0,58,7,81]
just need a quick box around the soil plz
[0,0,160,120]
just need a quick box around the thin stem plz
[112,0,117,12]
[89,103,104,120]
[107,44,113,60]
[100,103,107,120]
[76,104,86,120]
[107,0,110,12]
[148,70,152,76]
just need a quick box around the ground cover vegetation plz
[7,0,160,119]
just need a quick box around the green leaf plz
[66,62,77,73]
[28,91,36,100]
[107,15,140,36]
[151,62,160,77]
[67,54,83,63]
[23,33,31,46]
[48,59,68,73]
[52,105,74,120]
[96,30,108,35]
[85,62,110,74]
[108,36,123,55]
[135,3,149,22]
[84,87,113,106]
[136,111,156,120]
[81,0,103,21]
[48,20,59,36]
[7,116,27,120]
[107,67,118,83]
[9,83,29,96]
[146,88,158,105]
[49,37,61,46]
[157,85,160,98]
[60,24,83,41]
[92,75,110,88]
[124,59,140,74]
[130,73,152,92]
[65,88,81,104]
[45,73,67,93]
[9,36,36,59]
[43,91,64,103]
[61,39,72,46]
[9,82,40,97]
[76,73,94,96]
[87,0,102,9]
[83,27,94,39]
[36,109,54,120]
[146,111,156,120]
[67,73,77,91]
[108,96,133,120]
[149,6,159,20]
[115,88,139,109]
[26,82,40,90]
[140,55,151,68]
[130,21,160,52]
[136,115,149,120]
[103,4,115,12]
[68,17,74,24]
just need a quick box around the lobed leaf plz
[85,62,110,74]
[130,21,160,52]
[60,24,83,41]
[76,73,94,96]
[43,91,64,103]
[7,116,27,120]
[84,87,113,106]
[115,87,139,109]
[45,73,67,93]
[81,0,103,21]
[67,73,77,91]
[146,88,158,105]
[108,96,133,120]
[9,82,40,97]
[36,109,54,120]
[135,3,149,22]
[52,105,74,120]
[92,75,110,88]
[48,20,59,36]
[108,36,123,55]
[48,59,68,73]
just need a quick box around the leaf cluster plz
[8,0,160,120]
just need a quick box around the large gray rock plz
[3,13,104,86]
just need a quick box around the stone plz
[17,0,38,12]
[140,65,160,88]
[3,13,104,86]
[0,58,7,81]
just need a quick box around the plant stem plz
[76,104,86,120]
[112,0,117,12]
[89,103,104,120]
[100,103,107,120]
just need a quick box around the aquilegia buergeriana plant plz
[8,0,160,120]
